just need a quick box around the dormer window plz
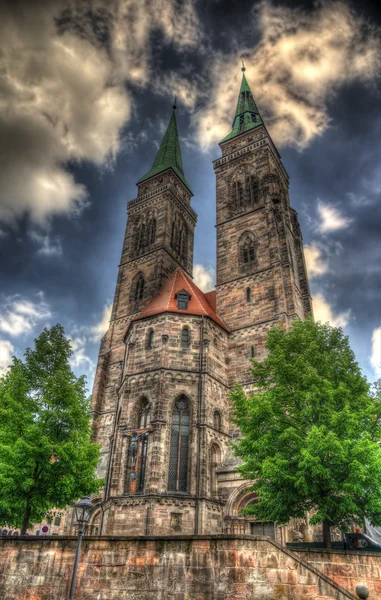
[176,290,190,310]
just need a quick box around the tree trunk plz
[21,500,31,535]
[323,520,331,549]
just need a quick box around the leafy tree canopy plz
[0,324,103,534]
[231,317,381,547]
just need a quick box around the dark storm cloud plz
[0,0,380,383]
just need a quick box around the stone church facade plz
[82,68,313,540]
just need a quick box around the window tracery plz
[168,396,190,492]
[171,214,188,263]
[132,272,145,302]
[231,173,259,215]
[239,233,255,266]
[135,216,156,255]
[137,398,151,429]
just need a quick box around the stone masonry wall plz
[0,535,358,600]
[295,549,381,599]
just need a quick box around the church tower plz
[90,107,197,502]
[214,65,312,388]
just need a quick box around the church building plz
[86,67,313,540]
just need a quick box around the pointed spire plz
[137,106,193,195]
[220,64,264,144]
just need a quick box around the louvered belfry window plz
[168,396,190,492]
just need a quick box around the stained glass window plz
[168,396,190,492]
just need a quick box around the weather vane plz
[173,95,177,110]
[241,59,246,72]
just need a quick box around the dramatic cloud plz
[371,327,381,378]
[0,0,201,224]
[193,264,215,292]
[304,244,329,278]
[89,304,112,342]
[0,340,14,377]
[317,201,352,233]
[0,294,51,337]
[312,292,351,328]
[195,1,381,150]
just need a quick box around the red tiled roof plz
[133,268,229,332]
[204,290,216,311]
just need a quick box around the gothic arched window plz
[249,176,259,204]
[246,287,252,303]
[240,234,255,265]
[146,328,154,350]
[168,396,190,492]
[133,273,145,301]
[138,398,151,429]
[213,410,221,431]
[181,326,190,347]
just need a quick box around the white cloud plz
[317,201,352,233]
[193,264,215,292]
[0,0,202,225]
[29,230,63,257]
[69,336,95,372]
[195,1,381,150]
[313,292,350,328]
[89,304,112,342]
[0,339,14,377]
[304,244,329,278]
[371,327,381,378]
[0,295,51,337]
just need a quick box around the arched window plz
[246,287,251,303]
[133,273,145,301]
[240,234,255,265]
[138,398,151,429]
[149,218,156,245]
[146,328,154,349]
[213,410,221,431]
[168,396,190,492]
[181,326,190,347]
[210,443,221,498]
[250,346,255,358]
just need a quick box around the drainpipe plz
[195,316,205,534]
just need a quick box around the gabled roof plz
[220,66,264,144]
[133,268,229,332]
[137,109,193,195]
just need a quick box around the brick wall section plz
[295,549,381,599]
[0,536,358,600]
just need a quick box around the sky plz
[0,0,381,389]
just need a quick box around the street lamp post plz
[68,496,94,600]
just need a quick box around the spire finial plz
[241,59,246,72]
[173,95,177,110]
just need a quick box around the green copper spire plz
[137,104,193,194]
[220,63,264,144]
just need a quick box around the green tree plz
[0,324,103,534]
[231,317,381,548]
